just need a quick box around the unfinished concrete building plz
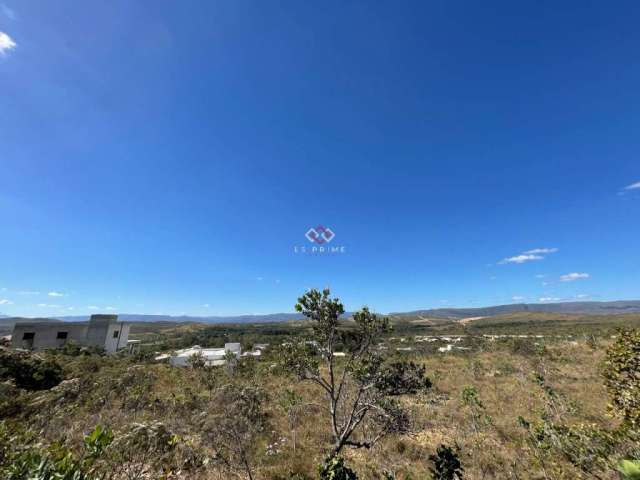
[11,314,130,353]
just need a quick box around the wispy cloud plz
[0,299,13,305]
[512,296,525,301]
[539,297,561,303]
[623,181,640,191]
[499,254,543,264]
[560,272,590,282]
[105,306,117,311]
[37,303,61,308]
[576,294,590,299]
[0,31,16,54]
[499,247,558,265]
[48,291,65,297]
[202,304,210,308]
[524,248,559,255]
[87,306,99,310]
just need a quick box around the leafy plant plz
[618,459,640,480]
[318,455,358,480]
[603,329,640,428]
[0,350,63,391]
[429,444,464,480]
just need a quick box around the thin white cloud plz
[0,31,16,54]
[202,304,210,308]
[499,254,543,264]
[624,181,640,191]
[576,294,590,299]
[256,276,263,281]
[499,247,558,265]
[87,306,99,310]
[535,274,546,279]
[524,248,559,255]
[105,306,116,311]
[560,272,590,282]
[48,291,65,297]
[0,299,13,305]
[17,291,40,295]
[512,296,525,301]
[37,303,61,308]
[539,297,561,303]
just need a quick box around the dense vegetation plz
[1,289,640,479]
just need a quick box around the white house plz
[169,343,241,367]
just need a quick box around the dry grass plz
[2,337,625,479]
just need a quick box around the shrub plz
[429,444,464,480]
[318,456,358,480]
[603,329,640,428]
[619,459,640,480]
[0,350,63,390]
[0,423,112,480]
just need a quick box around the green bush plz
[0,351,63,390]
[318,456,358,480]
[429,444,464,480]
[603,329,640,428]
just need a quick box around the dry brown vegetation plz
[2,328,637,479]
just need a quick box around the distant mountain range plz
[1,301,639,333]
[390,300,640,319]
[53,313,307,324]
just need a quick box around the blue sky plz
[1,1,639,317]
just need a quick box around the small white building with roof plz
[169,343,241,367]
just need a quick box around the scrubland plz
[1,312,639,479]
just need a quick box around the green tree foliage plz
[429,444,464,480]
[278,289,431,458]
[0,350,63,390]
[603,329,640,428]
[318,455,358,480]
[619,460,640,480]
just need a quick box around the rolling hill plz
[390,300,640,319]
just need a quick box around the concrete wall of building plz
[10,315,130,353]
[104,321,130,353]
[11,323,88,350]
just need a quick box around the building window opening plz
[56,331,68,339]
[22,332,35,340]
[113,330,119,338]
